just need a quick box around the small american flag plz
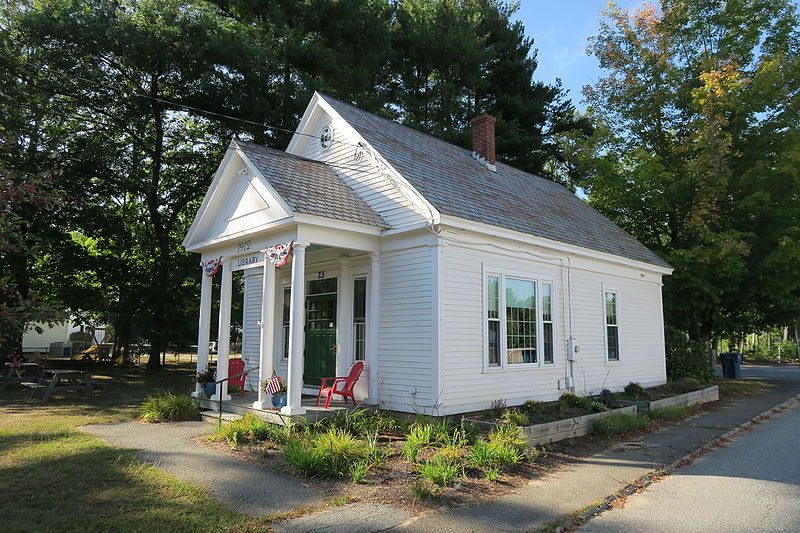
[266,375,284,395]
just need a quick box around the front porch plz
[198,391,359,425]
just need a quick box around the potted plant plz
[262,375,288,408]
[196,366,216,397]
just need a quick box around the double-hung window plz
[353,277,367,361]
[486,273,555,368]
[604,291,620,362]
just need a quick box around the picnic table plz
[0,362,41,392]
[23,368,94,402]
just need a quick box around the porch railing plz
[208,366,258,424]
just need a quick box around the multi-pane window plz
[487,276,500,366]
[353,278,367,361]
[542,282,554,364]
[486,274,554,368]
[282,287,291,358]
[605,291,619,361]
[506,278,537,364]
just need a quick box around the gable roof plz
[234,139,389,229]
[319,94,671,269]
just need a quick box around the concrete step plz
[200,410,238,424]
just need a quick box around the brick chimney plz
[471,114,496,169]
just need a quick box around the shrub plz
[665,327,714,382]
[501,409,530,426]
[558,393,609,413]
[520,400,545,417]
[594,413,651,436]
[139,390,200,422]
[419,452,461,486]
[599,389,614,406]
[673,377,703,392]
[623,382,648,400]
[215,413,273,448]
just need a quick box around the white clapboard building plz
[183,93,672,416]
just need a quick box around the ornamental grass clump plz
[419,450,462,486]
[139,390,200,422]
[283,428,373,479]
[594,413,651,436]
[214,413,273,448]
[403,423,434,462]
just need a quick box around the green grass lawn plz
[0,362,271,532]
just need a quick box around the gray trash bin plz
[720,352,742,379]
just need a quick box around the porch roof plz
[234,139,390,230]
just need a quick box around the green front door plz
[304,279,337,386]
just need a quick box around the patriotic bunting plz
[200,256,222,277]
[264,241,294,267]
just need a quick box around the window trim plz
[603,287,621,364]
[483,267,557,372]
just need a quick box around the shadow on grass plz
[0,436,270,532]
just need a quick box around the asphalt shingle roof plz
[234,139,389,229]
[321,94,671,269]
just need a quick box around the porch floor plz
[198,391,360,425]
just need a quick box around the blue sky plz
[513,0,644,109]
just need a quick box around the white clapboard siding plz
[377,246,436,413]
[242,269,263,391]
[22,321,71,352]
[439,232,667,415]
[291,107,428,231]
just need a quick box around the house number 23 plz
[317,271,325,279]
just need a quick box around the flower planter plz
[614,385,719,412]
[203,382,217,398]
[468,406,638,447]
[271,393,287,409]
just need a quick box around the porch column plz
[212,258,232,401]
[282,243,307,415]
[253,258,276,410]
[336,257,352,377]
[193,270,213,398]
[366,252,380,405]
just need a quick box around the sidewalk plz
[386,378,800,533]
[83,368,800,533]
[82,420,322,517]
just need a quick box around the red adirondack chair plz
[227,358,250,396]
[316,361,364,409]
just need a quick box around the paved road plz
[740,362,800,383]
[577,401,800,533]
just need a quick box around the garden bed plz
[200,410,543,512]
[613,385,719,412]
[470,405,638,447]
